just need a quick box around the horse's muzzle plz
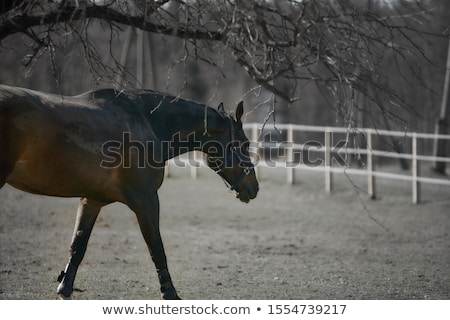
[236,182,259,203]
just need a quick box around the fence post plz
[412,132,421,204]
[165,161,170,178]
[366,129,376,199]
[251,124,260,179]
[190,152,199,179]
[287,124,295,184]
[325,130,333,193]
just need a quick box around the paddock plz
[0,165,449,299]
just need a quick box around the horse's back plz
[0,85,162,201]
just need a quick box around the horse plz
[0,84,259,299]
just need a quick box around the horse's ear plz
[236,101,244,122]
[217,102,225,112]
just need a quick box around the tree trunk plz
[433,38,450,175]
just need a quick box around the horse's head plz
[205,101,259,203]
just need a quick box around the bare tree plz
[0,0,444,126]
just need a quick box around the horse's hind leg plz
[129,192,181,300]
[0,146,10,189]
[0,159,13,189]
[57,198,103,299]
[0,113,14,189]
[0,164,12,189]
[0,166,6,188]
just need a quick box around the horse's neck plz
[148,97,225,160]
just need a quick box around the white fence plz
[167,123,450,204]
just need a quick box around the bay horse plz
[0,84,259,299]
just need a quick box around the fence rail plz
[167,123,450,204]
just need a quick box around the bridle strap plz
[229,167,252,191]
[215,116,254,192]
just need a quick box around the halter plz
[213,116,254,192]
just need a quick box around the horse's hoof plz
[162,287,182,300]
[57,282,73,299]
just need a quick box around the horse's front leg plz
[129,192,181,300]
[57,198,103,299]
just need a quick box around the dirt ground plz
[0,166,449,300]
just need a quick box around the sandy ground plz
[0,166,449,300]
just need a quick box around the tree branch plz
[0,4,225,42]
